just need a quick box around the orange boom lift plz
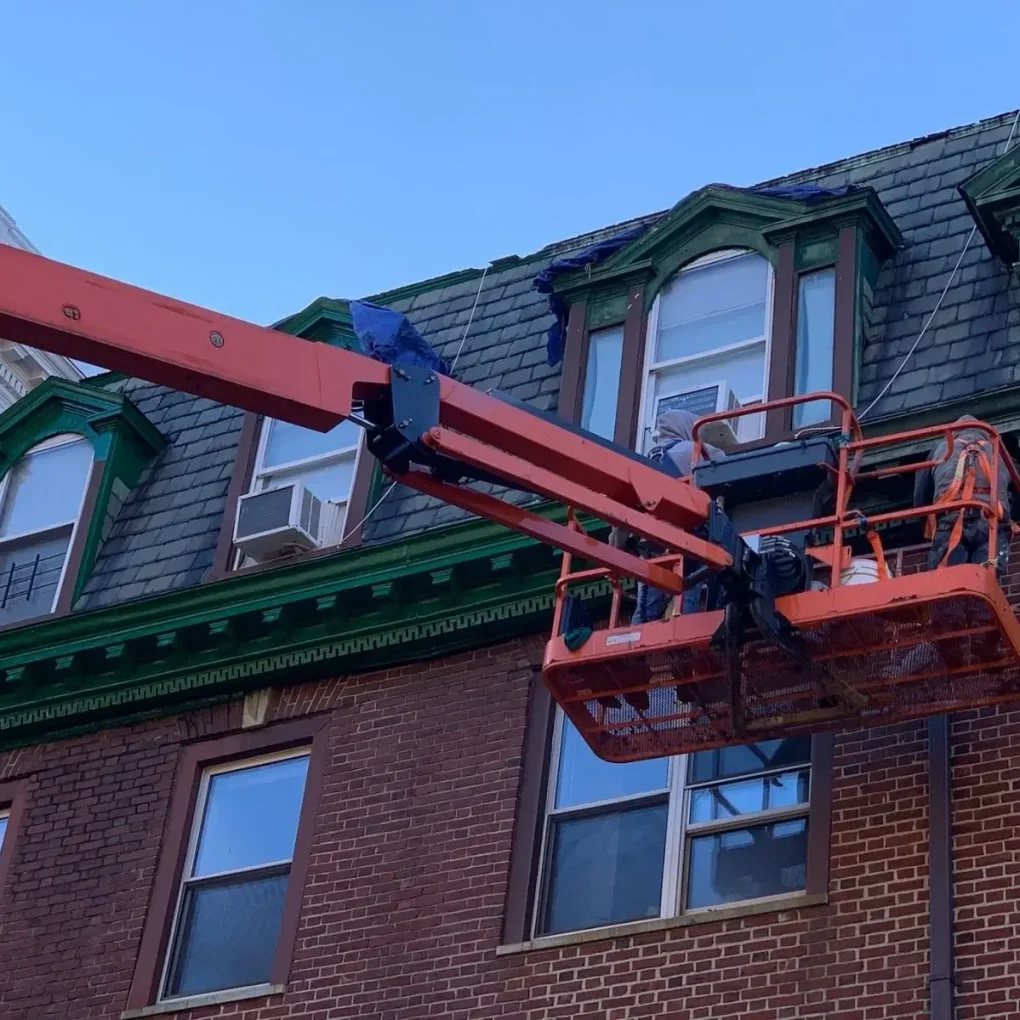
[1,244,1018,762]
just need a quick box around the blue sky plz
[2,2,1018,327]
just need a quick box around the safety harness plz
[924,438,1009,568]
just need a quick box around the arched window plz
[0,434,93,624]
[639,249,773,447]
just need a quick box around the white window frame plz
[158,746,311,1003]
[532,710,812,938]
[0,433,94,620]
[637,249,775,452]
[242,418,364,555]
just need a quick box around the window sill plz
[120,984,285,1018]
[496,891,827,956]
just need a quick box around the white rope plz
[337,480,398,547]
[859,107,1020,422]
[451,266,488,373]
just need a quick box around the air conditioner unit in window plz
[655,382,741,448]
[234,482,323,562]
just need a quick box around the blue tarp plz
[533,224,648,366]
[753,184,852,201]
[350,300,450,376]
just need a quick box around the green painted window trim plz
[960,144,1020,271]
[550,184,901,312]
[0,378,165,608]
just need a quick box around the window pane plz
[580,326,623,441]
[655,254,768,364]
[689,769,810,823]
[555,718,668,809]
[166,871,288,998]
[263,418,360,469]
[690,738,811,784]
[687,818,807,909]
[793,269,836,427]
[261,456,356,505]
[0,814,7,850]
[193,756,309,877]
[0,528,73,625]
[0,439,92,538]
[541,802,668,935]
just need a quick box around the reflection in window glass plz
[555,719,668,809]
[690,737,811,784]
[543,802,668,935]
[163,753,310,1000]
[0,813,8,851]
[655,253,769,364]
[580,326,623,441]
[0,439,92,539]
[263,418,361,470]
[687,818,808,909]
[0,437,93,626]
[793,269,836,427]
[689,769,809,823]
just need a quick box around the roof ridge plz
[752,108,1020,188]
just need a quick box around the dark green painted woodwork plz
[0,503,613,745]
[960,145,1020,270]
[0,378,166,607]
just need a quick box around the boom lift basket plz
[543,398,1020,763]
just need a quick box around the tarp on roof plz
[752,183,852,200]
[533,224,648,366]
[350,300,450,376]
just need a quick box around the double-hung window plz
[160,750,311,1001]
[249,417,363,549]
[0,434,93,625]
[580,325,624,441]
[639,250,773,449]
[534,713,813,937]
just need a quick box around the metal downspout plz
[929,714,954,1019]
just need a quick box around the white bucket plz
[840,557,882,586]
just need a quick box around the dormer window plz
[640,250,772,447]
[0,434,93,625]
[546,185,901,447]
[249,417,363,549]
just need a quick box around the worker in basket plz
[630,409,727,624]
[913,415,1016,577]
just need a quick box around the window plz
[160,750,310,1001]
[0,808,8,853]
[534,713,813,937]
[0,435,93,625]
[793,268,836,428]
[639,250,773,450]
[580,325,624,441]
[247,417,363,550]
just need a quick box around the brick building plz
[1,109,1020,1019]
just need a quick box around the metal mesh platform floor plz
[543,565,1020,762]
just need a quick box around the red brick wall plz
[0,634,1006,1020]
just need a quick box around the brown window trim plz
[209,411,375,579]
[767,230,856,440]
[125,715,330,1010]
[557,286,648,446]
[502,671,555,944]
[0,777,30,897]
[501,694,834,941]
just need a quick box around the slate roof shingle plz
[76,109,1020,607]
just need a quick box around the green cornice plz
[761,189,903,261]
[960,145,1020,271]
[549,185,903,311]
[0,504,611,745]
